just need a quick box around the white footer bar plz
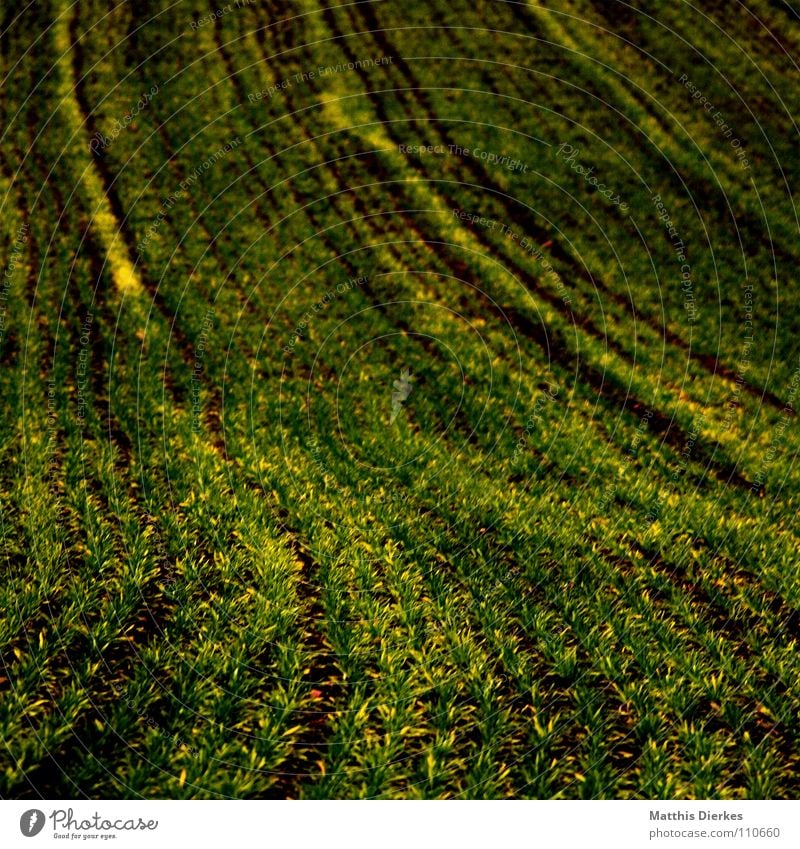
[3,800,797,848]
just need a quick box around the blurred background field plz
[1,0,799,799]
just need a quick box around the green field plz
[1,0,800,799]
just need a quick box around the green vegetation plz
[1,0,799,799]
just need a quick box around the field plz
[1,0,800,799]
